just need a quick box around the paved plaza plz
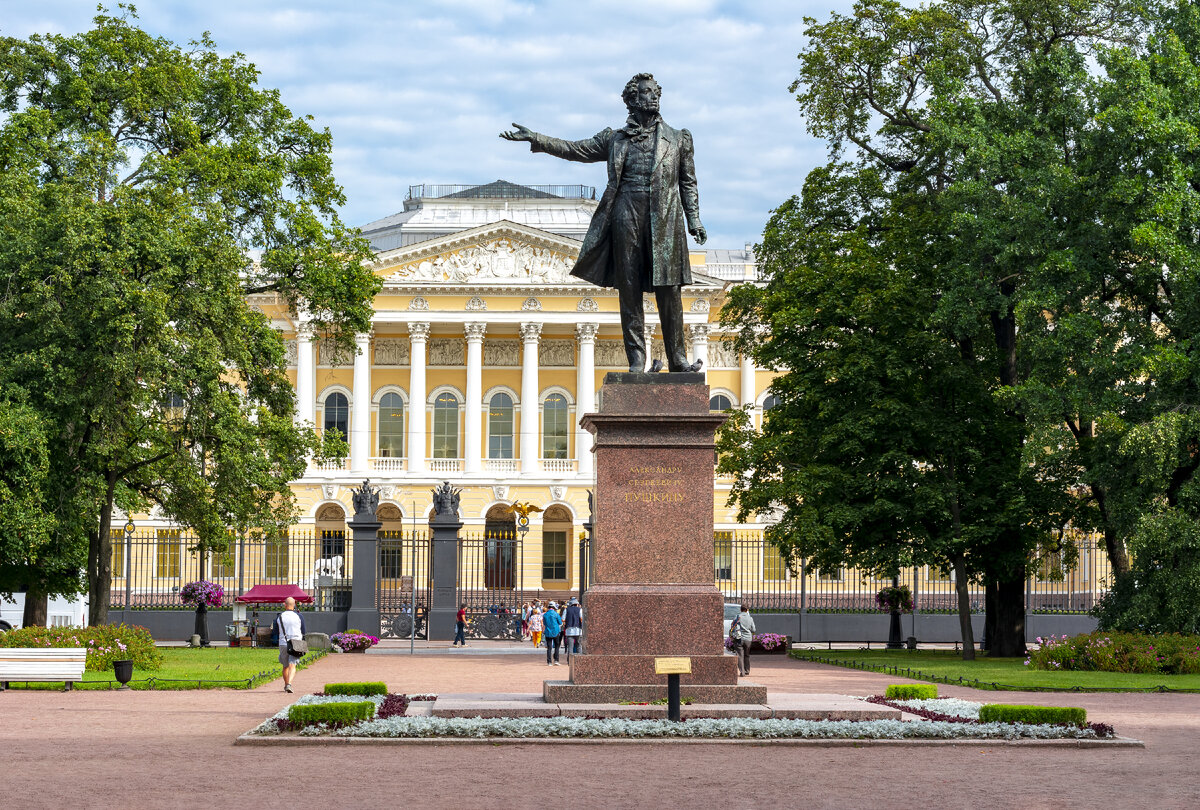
[2,645,1197,809]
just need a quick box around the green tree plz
[722,0,1184,656]
[0,9,380,624]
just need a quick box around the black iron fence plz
[710,531,1112,614]
[457,531,525,639]
[109,529,353,610]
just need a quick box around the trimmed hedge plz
[979,704,1086,726]
[288,701,375,726]
[885,684,938,700]
[325,681,387,696]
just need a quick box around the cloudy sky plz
[5,1,857,249]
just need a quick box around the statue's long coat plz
[530,122,700,291]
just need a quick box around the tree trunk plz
[22,587,48,628]
[87,472,118,627]
[1091,484,1130,576]
[987,570,1026,657]
[953,561,975,661]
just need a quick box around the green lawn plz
[793,648,1200,692]
[8,647,325,691]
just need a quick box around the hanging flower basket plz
[179,580,225,608]
[875,584,914,613]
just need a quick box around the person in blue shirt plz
[542,601,564,666]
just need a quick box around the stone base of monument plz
[551,373,765,705]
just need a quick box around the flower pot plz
[113,659,134,690]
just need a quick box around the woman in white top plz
[275,596,306,693]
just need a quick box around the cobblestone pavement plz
[2,647,1197,809]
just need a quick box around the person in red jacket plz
[452,603,469,647]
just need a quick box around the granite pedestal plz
[547,373,762,704]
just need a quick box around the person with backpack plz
[542,600,564,666]
[730,604,755,677]
[563,597,583,658]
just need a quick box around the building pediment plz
[370,220,584,286]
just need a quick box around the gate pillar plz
[428,481,462,641]
[346,480,382,634]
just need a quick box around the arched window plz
[432,392,460,459]
[488,393,514,459]
[378,393,404,458]
[484,504,516,590]
[543,393,569,459]
[762,394,780,412]
[709,394,733,412]
[323,392,349,440]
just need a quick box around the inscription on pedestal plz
[624,466,685,504]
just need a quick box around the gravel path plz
[3,649,1197,809]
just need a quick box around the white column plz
[464,322,486,474]
[350,332,371,473]
[575,323,598,475]
[407,322,429,473]
[296,321,316,426]
[643,324,656,372]
[740,350,757,415]
[687,323,709,382]
[519,322,542,473]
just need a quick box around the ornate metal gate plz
[457,531,524,639]
[377,529,431,639]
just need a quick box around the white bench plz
[0,648,88,690]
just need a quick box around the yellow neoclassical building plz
[256,181,770,597]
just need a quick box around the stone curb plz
[235,732,1144,748]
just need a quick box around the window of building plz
[488,393,514,459]
[432,392,460,459]
[378,393,404,458]
[156,529,180,579]
[378,504,405,579]
[264,536,289,580]
[210,550,234,579]
[542,530,568,581]
[483,505,517,590]
[763,543,787,581]
[710,394,733,411]
[543,393,569,459]
[110,529,125,579]
[714,531,733,580]
[762,394,780,411]
[323,392,349,440]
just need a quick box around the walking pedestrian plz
[731,603,756,677]
[563,597,583,658]
[452,602,469,647]
[543,601,563,666]
[529,603,544,648]
[520,602,531,640]
[274,596,306,693]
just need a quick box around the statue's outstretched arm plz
[501,123,611,164]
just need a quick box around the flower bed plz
[249,694,1116,741]
[723,633,791,653]
[0,623,162,671]
[1026,632,1200,674]
[330,631,379,652]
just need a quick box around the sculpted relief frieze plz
[485,339,521,367]
[539,340,575,367]
[595,341,627,368]
[384,239,575,285]
[374,338,410,366]
[428,338,465,366]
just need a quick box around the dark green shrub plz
[287,701,375,726]
[884,684,937,700]
[0,623,162,671]
[979,704,1086,726]
[324,681,387,696]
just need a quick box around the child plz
[529,604,544,648]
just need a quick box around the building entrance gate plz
[457,531,524,639]
[377,529,432,640]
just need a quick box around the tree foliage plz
[721,0,1200,655]
[0,8,380,623]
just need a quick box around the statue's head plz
[622,72,661,114]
